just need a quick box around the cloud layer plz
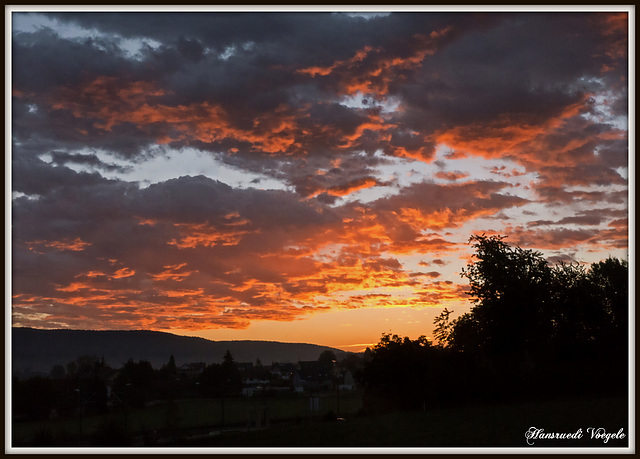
[11,10,628,335]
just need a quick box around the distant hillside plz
[11,328,349,376]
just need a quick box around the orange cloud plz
[387,144,436,162]
[56,282,92,293]
[339,113,395,148]
[111,267,135,279]
[164,288,205,298]
[50,77,306,155]
[596,12,628,64]
[168,222,249,248]
[297,27,454,96]
[305,177,381,199]
[11,13,629,339]
[297,45,375,77]
[12,175,538,333]
[151,263,197,282]
[435,171,470,181]
[328,177,380,196]
[503,224,626,252]
[436,99,587,162]
[410,280,471,307]
[136,218,158,226]
[395,207,460,231]
[47,73,447,162]
[10,215,485,332]
[27,237,92,253]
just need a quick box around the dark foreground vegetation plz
[359,235,628,414]
[168,394,627,447]
[11,389,627,448]
[12,389,364,447]
[11,235,629,448]
[12,345,362,446]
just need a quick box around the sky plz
[9,8,631,352]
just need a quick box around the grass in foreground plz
[12,393,628,448]
[166,395,629,448]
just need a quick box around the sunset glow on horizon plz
[10,8,630,353]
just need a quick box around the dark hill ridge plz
[11,327,348,376]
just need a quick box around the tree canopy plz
[199,350,242,397]
[359,234,628,411]
[441,235,627,357]
[441,234,627,393]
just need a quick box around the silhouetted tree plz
[254,358,270,379]
[199,363,223,397]
[113,359,154,407]
[157,354,180,399]
[433,307,453,346]
[589,257,628,346]
[166,355,177,376]
[50,364,66,380]
[199,350,242,397]
[357,333,444,412]
[548,257,629,392]
[338,353,364,375]
[13,375,56,421]
[318,350,337,377]
[458,234,554,364]
[437,234,628,397]
[221,350,242,395]
[63,355,109,415]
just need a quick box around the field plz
[11,391,629,449]
[11,389,363,447]
[171,394,630,448]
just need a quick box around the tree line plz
[15,355,240,424]
[357,234,628,412]
[12,346,361,425]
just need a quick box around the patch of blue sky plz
[41,146,290,191]
[336,145,538,206]
[336,91,402,114]
[218,41,255,60]
[11,12,162,60]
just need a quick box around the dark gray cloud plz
[12,27,133,93]
[40,12,442,64]
[528,208,627,227]
[49,151,131,173]
[394,13,627,164]
[12,154,111,196]
[12,11,627,186]
[11,10,629,332]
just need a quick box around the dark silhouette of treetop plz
[457,234,555,359]
[431,234,628,396]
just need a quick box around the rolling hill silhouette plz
[11,327,349,376]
